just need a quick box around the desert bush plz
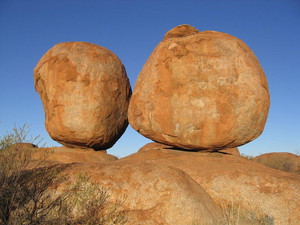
[0,125,127,225]
[0,124,44,150]
[0,125,64,224]
[0,165,68,224]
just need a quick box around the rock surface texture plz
[34,42,131,150]
[219,147,240,156]
[120,143,300,225]
[128,25,270,150]
[138,142,240,156]
[60,161,224,225]
[32,147,117,165]
[254,152,300,174]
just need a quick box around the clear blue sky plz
[0,0,299,157]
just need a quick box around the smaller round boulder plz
[34,42,131,150]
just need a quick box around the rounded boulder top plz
[128,25,270,150]
[163,24,199,40]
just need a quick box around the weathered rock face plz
[120,144,300,225]
[138,142,173,153]
[253,152,300,174]
[32,147,118,165]
[128,24,270,150]
[34,42,131,150]
[138,142,240,156]
[61,161,224,225]
[219,147,240,156]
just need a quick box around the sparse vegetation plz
[0,125,127,224]
[240,153,254,160]
[61,174,127,225]
[219,201,274,225]
[191,201,274,225]
[0,124,44,150]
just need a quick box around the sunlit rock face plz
[34,42,131,150]
[128,25,270,150]
[60,161,224,225]
[120,143,300,225]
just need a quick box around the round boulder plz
[34,42,131,150]
[128,25,270,150]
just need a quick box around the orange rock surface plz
[120,143,300,225]
[139,142,240,155]
[32,146,117,164]
[219,147,240,156]
[60,161,224,225]
[34,42,131,150]
[128,25,270,150]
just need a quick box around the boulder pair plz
[34,24,270,151]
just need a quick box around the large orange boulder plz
[120,144,300,225]
[128,25,270,150]
[34,42,131,150]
